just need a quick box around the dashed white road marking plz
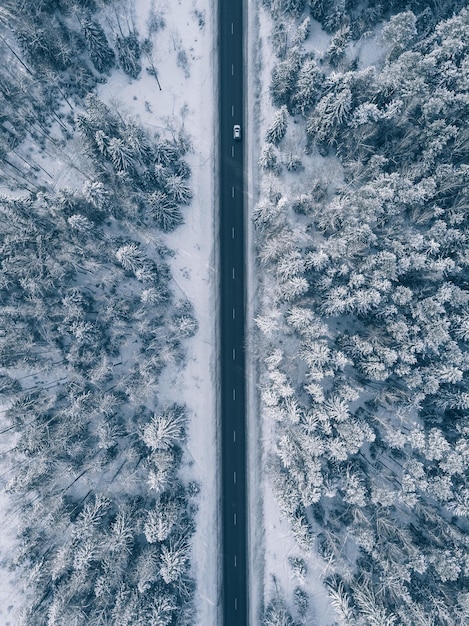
[232,186,235,198]
[232,308,236,319]
[233,388,236,400]
[232,348,236,360]
[233,471,237,484]
[233,513,237,526]
[232,227,235,239]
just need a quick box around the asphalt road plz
[218,0,248,624]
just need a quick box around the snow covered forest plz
[0,0,211,623]
[255,1,469,624]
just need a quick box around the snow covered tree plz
[147,593,177,625]
[68,213,93,234]
[121,121,152,164]
[270,52,302,108]
[326,25,350,66]
[115,243,146,273]
[153,140,180,166]
[165,174,192,204]
[82,17,115,73]
[147,452,175,494]
[115,32,142,79]
[259,144,280,172]
[16,21,72,72]
[289,556,307,583]
[159,539,189,584]
[322,1,347,34]
[276,250,305,281]
[306,87,352,144]
[107,506,135,555]
[148,191,184,231]
[83,180,109,210]
[272,0,306,18]
[292,16,310,45]
[266,106,288,145]
[326,579,356,625]
[170,313,198,339]
[107,137,136,173]
[142,405,187,451]
[276,276,309,302]
[382,12,417,59]
[144,501,178,543]
[285,154,303,172]
[271,22,288,59]
[354,583,399,625]
[263,596,298,626]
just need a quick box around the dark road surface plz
[218,0,248,625]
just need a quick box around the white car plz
[233,124,241,140]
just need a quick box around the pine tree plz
[292,16,310,45]
[276,276,309,302]
[259,144,280,172]
[115,32,142,79]
[165,174,192,205]
[121,121,152,164]
[354,583,399,625]
[285,154,303,172]
[68,213,93,234]
[107,137,136,173]
[326,25,350,66]
[266,106,288,145]
[115,243,146,273]
[82,180,109,210]
[148,191,184,231]
[273,0,306,18]
[263,597,297,626]
[326,580,356,625]
[270,52,301,108]
[82,17,115,73]
[306,88,352,144]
